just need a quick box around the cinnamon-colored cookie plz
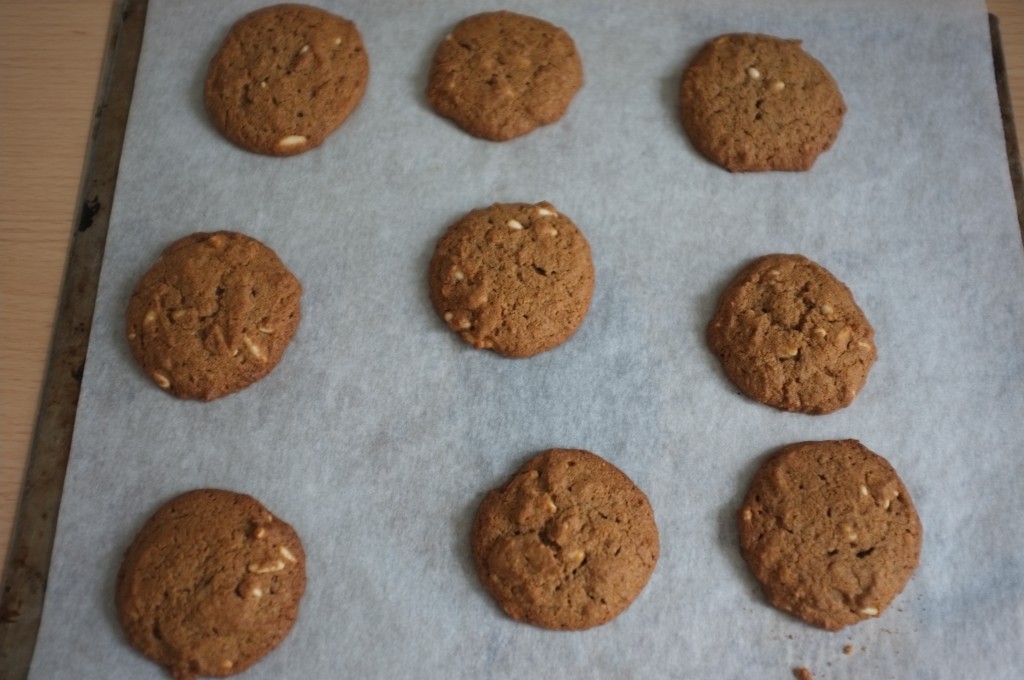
[426,10,583,141]
[679,33,846,171]
[707,254,875,414]
[204,4,369,156]
[126,231,302,401]
[738,440,922,631]
[116,489,307,680]
[428,202,594,358]
[471,448,659,630]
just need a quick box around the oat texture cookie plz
[116,489,307,680]
[707,254,875,414]
[472,448,659,630]
[426,10,583,141]
[428,202,594,358]
[126,231,302,400]
[738,440,922,631]
[204,4,368,156]
[679,33,846,171]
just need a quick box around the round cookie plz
[116,489,307,679]
[737,440,922,631]
[679,33,846,171]
[471,448,660,630]
[707,254,875,414]
[126,231,302,401]
[204,4,369,156]
[426,11,584,141]
[428,202,594,358]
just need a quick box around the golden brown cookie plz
[707,254,875,414]
[738,440,922,631]
[471,449,659,630]
[204,4,369,156]
[679,33,846,171]
[126,231,302,401]
[428,202,594,358]
[116,489,307,680]
[426,10,584,141]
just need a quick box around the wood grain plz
[1,0,116,579]
[1,0,1022,578]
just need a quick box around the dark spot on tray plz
[77,196,101,232]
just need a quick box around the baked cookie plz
[707,254,875,414]
[126,231,302,401]
[471,448,659,630]
[679,33,846,171]
[426,11,583,141]
[738,440,922,631]
[116,489,307,679]
[428,202,594,358]
[204,4,368,156]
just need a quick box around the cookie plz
[428,202,594,358]
[707,254,875,414]
[126,231,302,401]
[204,4,368,156]
[738,440,922,631]
[471,448,659,630]
[426,11,583,141]
[116,489,307,679]
[679,33,846,171]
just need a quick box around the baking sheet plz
[27,0,1024,677]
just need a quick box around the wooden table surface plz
[2,0,1022,578]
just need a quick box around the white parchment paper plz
[28,0,1024,677]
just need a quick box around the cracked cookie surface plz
[738,440,922,631]
[426,10,583,141]
[428,202,594,358]
[679,33,846,171]
[126,231,302,400]
[204,4,368,156]
[707,253,875,414]
[116,489,307,680]
[471,448,659,630]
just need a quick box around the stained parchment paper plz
[28,0,1024,677]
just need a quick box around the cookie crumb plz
[843,644,854,655]
[793,668,814,680]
